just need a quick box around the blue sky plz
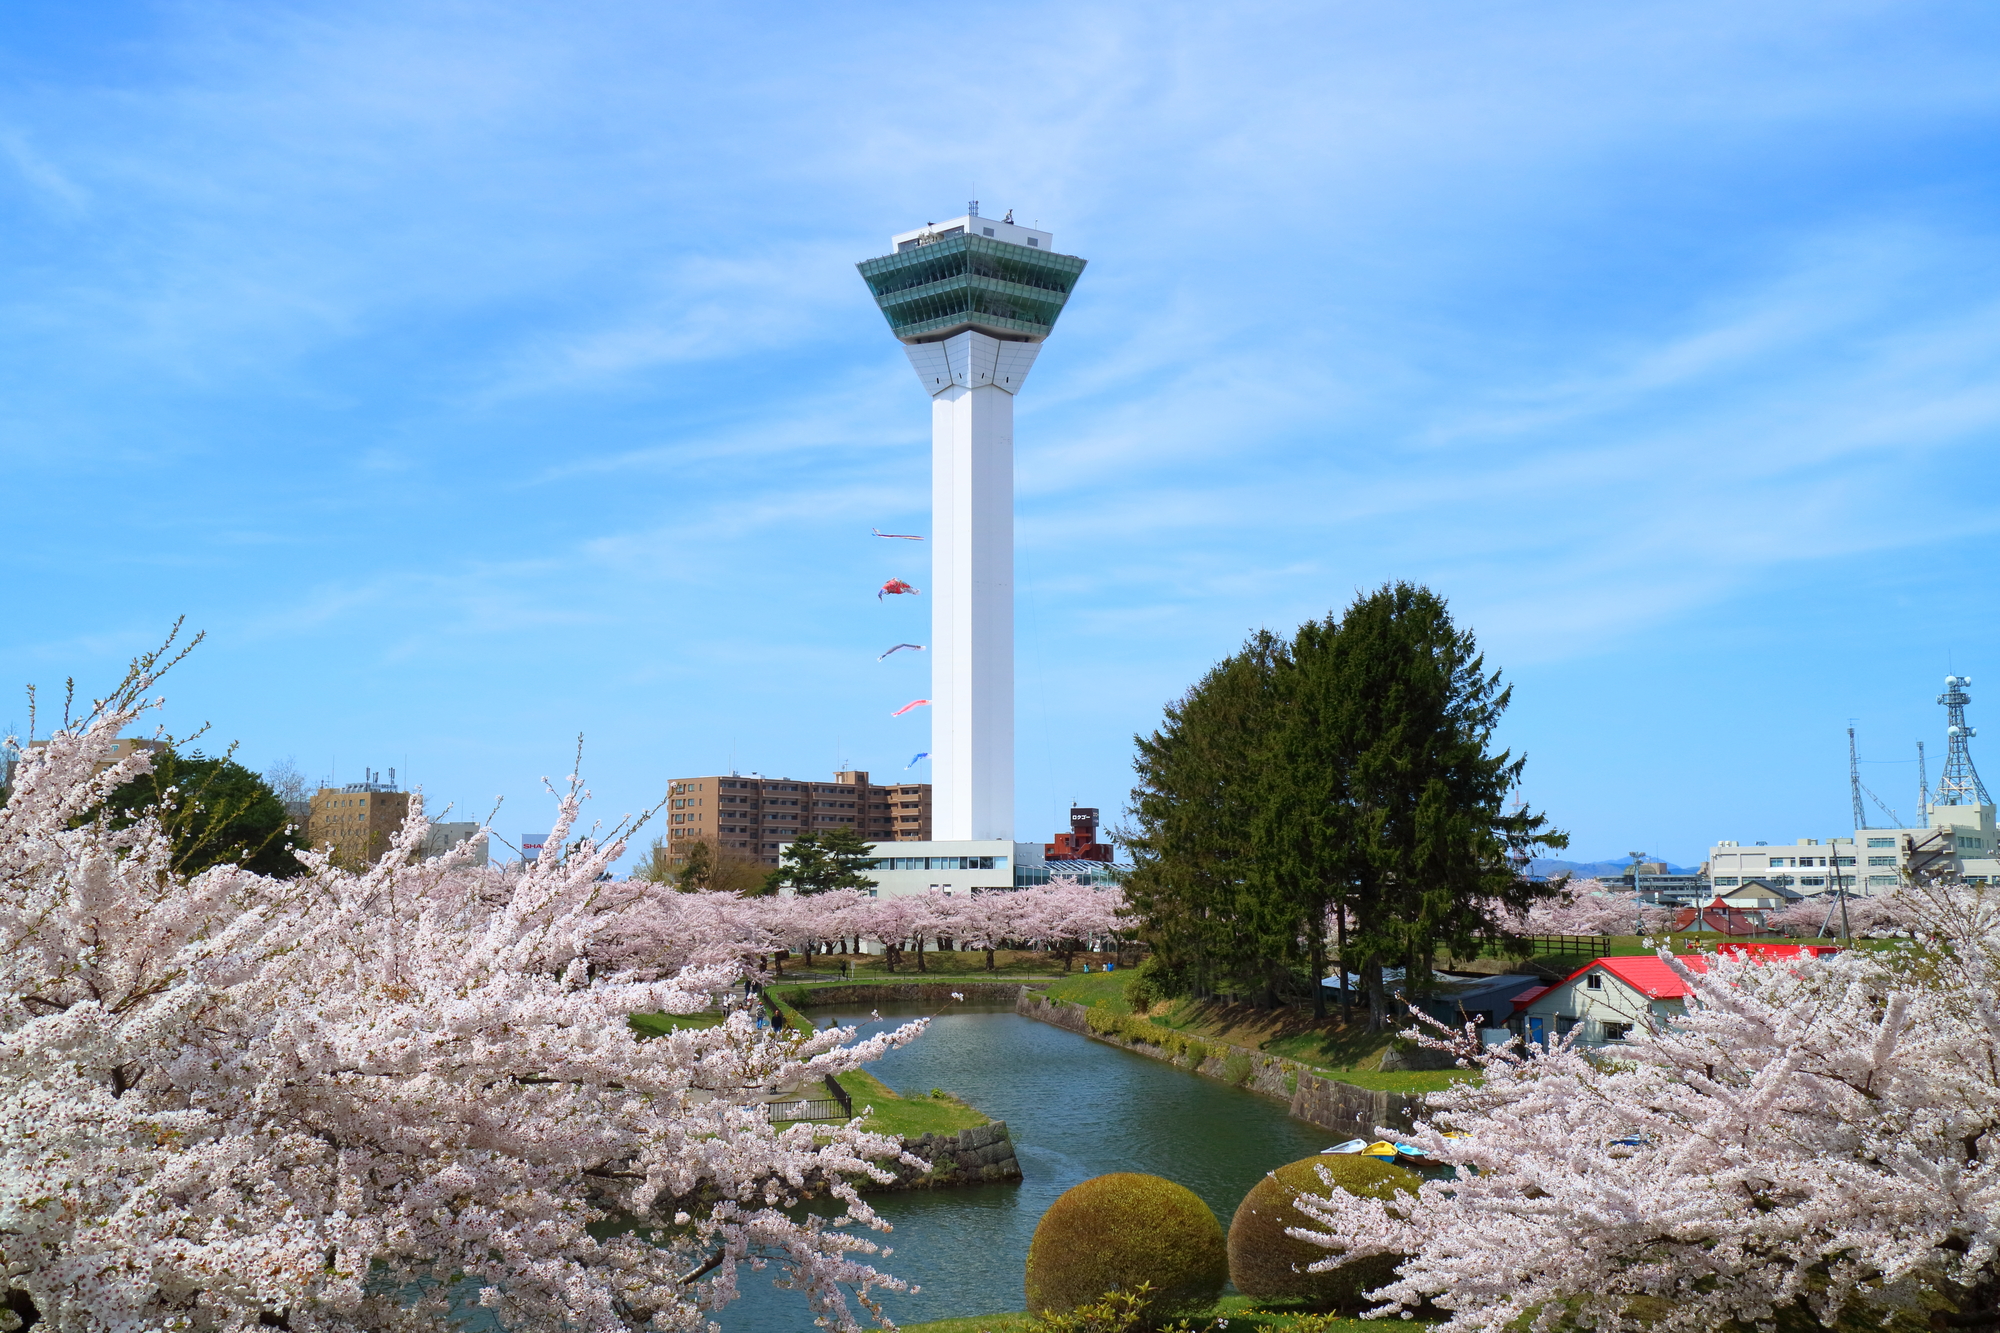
[6,0,2000,867]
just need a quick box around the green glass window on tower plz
[857,234,1087,344]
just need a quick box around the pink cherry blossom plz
[1288,880,2000,1332]
[1,662,929,1333]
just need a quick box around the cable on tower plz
[1847,723,1905,828]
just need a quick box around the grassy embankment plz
[1042,931,1878,1096]
[1040,972,1472,1095]
[630,1000,988,1140]
[900,1295,1407,1333]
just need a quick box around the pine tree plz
[1298,584,1565,1028]
[1123,630,1289,999]
[764,826,879,896]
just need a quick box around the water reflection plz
[719,1002,1330,1331]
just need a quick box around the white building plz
[1708,800,2000,896]
[857,205,1087,846]
[1706,837,1859,895]
[847,840,1035,896]
[423,821,489,863]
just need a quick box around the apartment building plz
[308,780,412,866]
[664,769,933,866]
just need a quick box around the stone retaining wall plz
[866,1121,1022,1192]
[1015,993,1423,1137]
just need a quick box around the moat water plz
[719,999,1332,1331]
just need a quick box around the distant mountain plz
[1527,857,1699,879]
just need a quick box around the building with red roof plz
[1512,954,1710,1048]
[1511,946,1839,1047]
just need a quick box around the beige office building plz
[309,783,413,866]
[664,769,932,865]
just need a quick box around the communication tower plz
[856,207,1086,840]
[1933,675,1991,808]
[1848,725,1868,829]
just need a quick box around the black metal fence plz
[1513,933,1611,959]
[768,1077,856,1123]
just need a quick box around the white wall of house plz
[1516,966,1685,1047]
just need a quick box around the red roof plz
[1716,942,1841,960]
[1673,905,1764,935]
[1556,954,1710,1001]
[1509,985,1551,1013]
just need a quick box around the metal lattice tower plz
[1848,726,1868,829]
[1934,675,1992,808]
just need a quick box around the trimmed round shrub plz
[1025,1173,1228,1325]
[1227,1153,1416,1310]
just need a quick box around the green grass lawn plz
[1041,970,1132,1012]
[827,1069,989,1139]
[627,1011,724,1038]
[899,1295,1420,1333]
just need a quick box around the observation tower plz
[857,205,1087,841]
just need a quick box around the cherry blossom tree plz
[2,652,929,1333]
[1512,877,1675,936]
[1289,880,2000,1332]
[1766,884,1918,938]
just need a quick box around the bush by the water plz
[1079,1005,1212,1067]
[1025,1174,1228,1325]
[1228,1154,1415,1309]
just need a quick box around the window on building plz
[1769,857,1791,867]
[1602,1022,1632,1042]
[1834,857,1855,866]
[1714,876,1739,886]
[1801,877,1826,887]
[1868,875,1897,887]
[982,227,995,236]
[1868,837,1894,848]
[1026,237,1039,246]
[1586,972,1602,990]
[1869,856,1894,867]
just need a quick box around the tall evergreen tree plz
[1123,630,1288,999]
[1296,584,1564,1028]
[1127,585,1565,1024]
[764,826,879,896]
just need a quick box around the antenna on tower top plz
[1935,675,1991,807]
[1918,739,1930,813]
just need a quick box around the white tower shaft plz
[905,331,1042,840]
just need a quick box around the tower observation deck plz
[858,207,1087,841]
